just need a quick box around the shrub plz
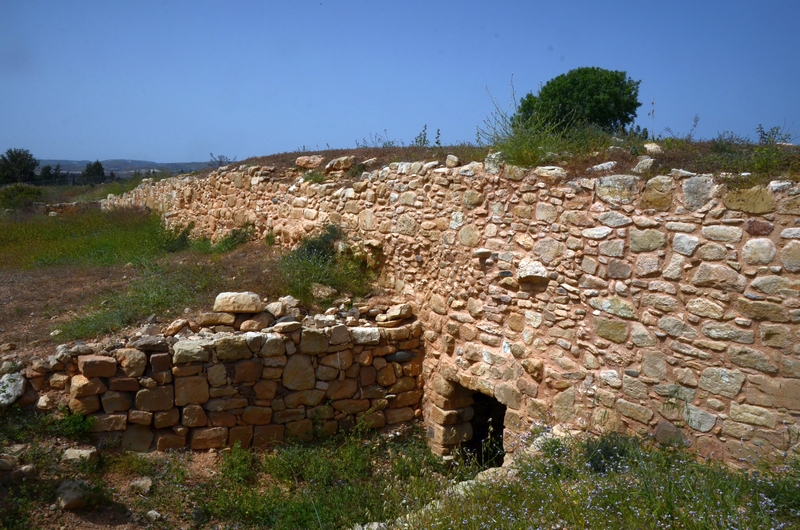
[0,183,43,210]
[303,170,325,184]
[516,67,641,132]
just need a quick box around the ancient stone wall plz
[101,155,800,462]
[23,292,423,451]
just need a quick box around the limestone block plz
[88,413,127,432]
[233,360,262,383]
[282,354,315,391]
[727,345,778,373]
[723,186,775,214]
[242,406,273,425]
[691,263,746,292]
[701,225,743,243]
[615,399,653,424]
[319,379,354,401]
[320,351,354,371]
[639,175,673,210]
[735,299,789,322]
[588,297,637,319]
[680,405,716,433]
[214,335,252,361]
[682,176,714,211]
[351,327,381,345]
[686,299,725,319]
[69,375,107,398]
[286,419,315,442]
[190,427,228,450]
[729,403,776,429]
[629,229,666,252]
[154,408,179,428]
[742,238,777,265]
[594,318,628,343]
[135,385,174,412]
[596,175,637,204]
[155,432,186,451]
[299,328,328,354]
[533,238,566,264]
[427,422,472,445]
[175,376,209,406]
[114,349,146,377]
[69,395,100,415]
[780,241,800,272]
[172,339,213,364]
[517,258,548,283]
[77,355,117,378]
[182,404,207,427]
[213,292,263,314]
[698,368,745,398]
[385,407,415,424]
[259,333,286,357]
[253,425,285,448]
[285,390,325,408]
[101,391,132,414]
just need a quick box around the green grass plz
[0,405,96,445]
[194,425,476,529]
[0,208,178,269]
[277,224,376,307]
[53,259,219,340]
[409,432,800,529]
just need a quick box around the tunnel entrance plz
[461,392,506,468]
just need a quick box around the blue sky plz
[2,1,799,163]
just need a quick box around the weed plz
[347,162,368,179]
[277,224,374,307]
[220,442,260,484]
[303,170,325,184]
[0,405,95,444]
[55,260,217,340]
[264,229,276,246]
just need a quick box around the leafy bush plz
[0,183,43,210]
[516,67,641,132]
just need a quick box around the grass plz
[0,406,100,529]
[5,410,799,530]
[277,223,376,307]
[193,425,478,529]
[409,432,800,529]
[53,260,219,340]
[0,208,178,270]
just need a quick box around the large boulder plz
[213,292,264,313]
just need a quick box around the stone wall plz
[101,155,800,462]
[24,292,423,451]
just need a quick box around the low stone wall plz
[23,293,423,451]
[100,154,800,463]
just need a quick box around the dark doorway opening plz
[462,392,506,468]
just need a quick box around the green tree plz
[516,67,641,132]
[0,148,39,185]
[81,160,106,184]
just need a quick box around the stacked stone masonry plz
[25,293,424,452]
[100,155,800,462]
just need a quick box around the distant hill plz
[38,159,209,178]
